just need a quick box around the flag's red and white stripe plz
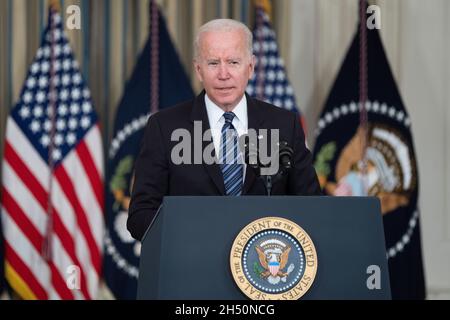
[1,118,104,299]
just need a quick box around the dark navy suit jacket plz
[127,91,321,240]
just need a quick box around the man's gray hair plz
[194,19,253,61]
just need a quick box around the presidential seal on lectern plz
[230,217,318,300]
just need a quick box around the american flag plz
[0,8,104,299]
[247,5,306,130]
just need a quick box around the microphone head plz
[243,136,259,169]
[278,141,294,170]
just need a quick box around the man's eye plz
[209,62,218,66]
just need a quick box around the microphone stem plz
[265,175,272,196]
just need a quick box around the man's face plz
[194,29,255,111]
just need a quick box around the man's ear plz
[248,55,256,79]
[193,60,204,83]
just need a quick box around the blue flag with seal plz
[103,4,194,299]
[312,24,426,298]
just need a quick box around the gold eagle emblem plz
[255,244,291,278]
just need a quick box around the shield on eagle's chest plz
[269,261,280,276]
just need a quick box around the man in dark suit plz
[128,19,321,241]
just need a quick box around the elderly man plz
[127,19,321,241]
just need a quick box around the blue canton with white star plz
[11,12,98,167]
[247,8,300,114]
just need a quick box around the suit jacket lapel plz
[190,91,226,195]
[242,94,264,195]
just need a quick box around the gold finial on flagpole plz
[49,0,61,12]
[254,0,272,20]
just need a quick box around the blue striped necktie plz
[220,112,243,196]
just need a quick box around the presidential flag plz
[0,7,104,299]
[247,0,306,130]
[312,24,426,299]
[103,3,194,299]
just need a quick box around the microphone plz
[278,141,294,174]
[243,136,260,174]
[242,136,293,196]
[244,137,293,175]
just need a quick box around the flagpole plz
[359,0,369,195]
[150,0,159,114]
[254,0,269,101]
[43,0,60,262]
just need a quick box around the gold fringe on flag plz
[254,0,272,20]
[49,0,61,12]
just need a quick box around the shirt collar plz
[204,94,248,129]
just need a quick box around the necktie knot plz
[223,112,235,124]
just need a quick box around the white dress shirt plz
[205,94,248,181]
